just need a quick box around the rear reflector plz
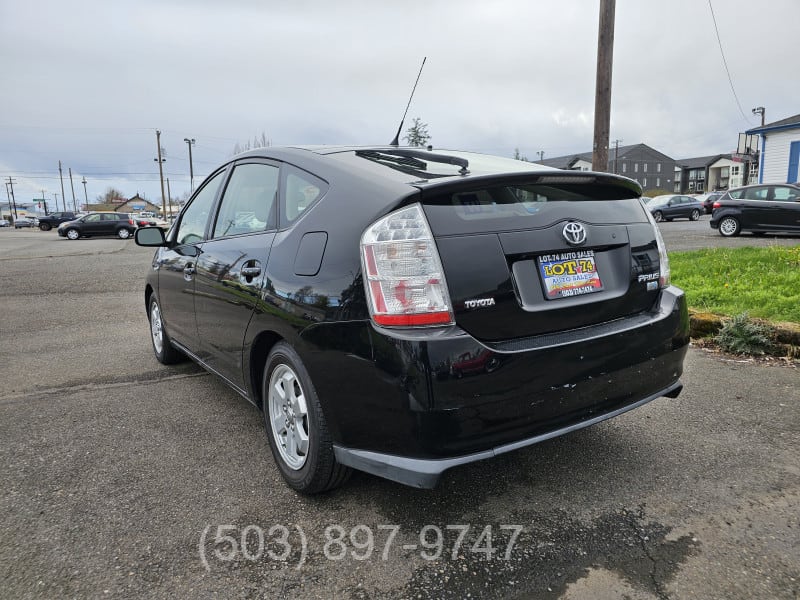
[361,203,454,328]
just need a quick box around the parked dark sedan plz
[710,183,800,236]
[135,146,689,493]
[646,194,704,222]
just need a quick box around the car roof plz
[728,182,800,192]
[229,145,642,196]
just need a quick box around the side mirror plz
[135,226,167,247]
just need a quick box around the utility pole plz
[41,189,49,215]
[536,150,545,161]
[166,178,172,215]
[53,193,60,213]
[6,177,18,219]
[68,168,77,212]
[611,139,623,174]
[58,160,67,211]
[184,137,196,193]
[81,177,88,210]
[592,0,616,172]
[155,130,167,219]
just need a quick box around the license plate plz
[537,250,604,299]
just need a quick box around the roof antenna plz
[389,56,426,146]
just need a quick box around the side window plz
[280,167,328,227]
[212,163,279,238]
[102,213,117,221]
[85,214,101,222]
[743,187,769,201]
[772,186,799,201]
[176,170,225,245]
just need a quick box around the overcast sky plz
[1,0,797,210]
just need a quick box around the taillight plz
[641,200,671,288]
[712,201,721,209]
[361,203,454,327]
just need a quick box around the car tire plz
[653,211,663,223]
[690,209,701,221]
[718,216,741,237]
[117,228,132,239]
[148,296,183,364]
[263,342,351,494]
[39,223,52,231]
[66,228,80,240]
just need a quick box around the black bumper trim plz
[333,380,682,489]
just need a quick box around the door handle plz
[241,265,261,278]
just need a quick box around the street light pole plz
[184,138,196,193]
[752,106,765,127]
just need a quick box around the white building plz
[746,113,800,184]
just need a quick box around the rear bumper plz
[334,381,682,488]
[301,286,689,487]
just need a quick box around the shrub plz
[714,312,777,356]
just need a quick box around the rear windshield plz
[422,181,646,235]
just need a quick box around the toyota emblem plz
[562,222,587,246]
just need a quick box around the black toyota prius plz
[135,146,689,493]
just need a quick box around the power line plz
[708,0,752,125]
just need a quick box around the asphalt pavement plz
[0,226,798,599]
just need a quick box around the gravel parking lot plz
[1,226,798,599]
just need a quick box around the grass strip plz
[669,245,800,324]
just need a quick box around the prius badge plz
[562,221,587,246]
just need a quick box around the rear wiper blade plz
[356,149,470,177]
[356,150,428,170]
[384,149,470,175]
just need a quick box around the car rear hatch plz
[418,172,662,342]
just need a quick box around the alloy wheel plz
[268,364,310,470]
[150,302,164,355]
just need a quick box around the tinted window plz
[85,214,101,222]
[742,187,769,201]
[280,166,327,227]
[772,186,800,201]
[212,163,278,238]
[176,170,225,245]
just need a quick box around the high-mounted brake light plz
[361,203,454,327]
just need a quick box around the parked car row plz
[639,184,800,237]
[0,211,173,240]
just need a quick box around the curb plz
[689,309,800,353]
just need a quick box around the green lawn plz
[669,245,800,324]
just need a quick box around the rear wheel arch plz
[249,330,285,407]
[144,284,155,316]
